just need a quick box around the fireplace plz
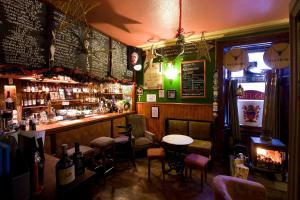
[250,137,287,181]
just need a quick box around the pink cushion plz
[184,153,209,169]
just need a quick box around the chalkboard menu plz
[52,10,85,71]
[88,30,109,79]
[181,60,206,98]
[111,40,132,80]
[52,10,109,79]
[0,0,48,68]
[158,43,198,59]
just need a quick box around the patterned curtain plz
[228,79,241,142]
[262,70,280,139]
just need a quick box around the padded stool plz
[67,145,95,168]
[90,137,115,175]
[147,147,165,181]
[184,153,209,191]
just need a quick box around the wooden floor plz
[88,156,287,200]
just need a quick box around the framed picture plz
[167,90,176,99]
[151,106,159,118]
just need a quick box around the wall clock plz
[223,48,249,72]
[263,42,289,69]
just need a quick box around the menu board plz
[52,10,109,79]
[111,40,132,80]
[181,60,206,98]
[0,0,48,68]
[88,29,109,79]
[144,62,163,89]
[52,10,85,71]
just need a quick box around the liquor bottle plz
[23,94,28,107]
[72,142,85,177]
[28,94,32,106]
[36,93,40,106]
[5,91,15,110]
[32,94,36,106]
[40,93,45,105]
[56,144,75,189]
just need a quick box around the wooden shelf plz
[22,105,48,109]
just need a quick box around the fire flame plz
[256,147,283,164]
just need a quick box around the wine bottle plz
[5,91,15,110]
[56,144,75,189]
[72,142,85,177]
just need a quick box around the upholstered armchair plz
[126,114,155,152]
[213,175,266,200]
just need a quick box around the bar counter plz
[39,111,135,155]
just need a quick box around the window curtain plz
[262,70,280,139]
[228,79,241,142]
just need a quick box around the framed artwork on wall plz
[151,106,159,118]
[167,90,176,99]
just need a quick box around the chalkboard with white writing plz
[181,60,206,98]
[0,0,48,68]
[111,40,132,80]
[52,10,109,79]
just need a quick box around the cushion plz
[184,153,209,168]
[67,145,94,157]
[167,120,189,135]
[147,147,165,159]
[135,137,153,150]
[188,139,212,156]
[189,121,211,140]
[90,137,114,149]
[127,114,146,138]
[114,136,129,144]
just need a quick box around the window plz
[225,43,272,128]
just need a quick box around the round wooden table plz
[162,134,193,175]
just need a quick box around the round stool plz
[184,153,209,191]
[90,137,115,175]
[67,145,95,169]
[147,147,165,181]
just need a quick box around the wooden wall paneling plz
[112,117,126,137]
[44,135,51,154]
[54,120,111,156]
[137,102,213,140]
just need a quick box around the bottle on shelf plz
[72,142,85,177]
[28,94,32,106]
[5,91,15,110]
[26,82,31,93]
[56,144,76,189]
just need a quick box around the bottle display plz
[72,142,85,177]
[56,144,76,189]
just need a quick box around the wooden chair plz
[147,147,165,181]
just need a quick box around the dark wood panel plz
[136,102,213,140]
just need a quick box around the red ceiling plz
[86,0,290,47]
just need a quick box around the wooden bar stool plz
[184,153,209,191]
[147,147,165,181]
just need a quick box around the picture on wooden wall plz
[151,106,159,118]
[181,60,206,98]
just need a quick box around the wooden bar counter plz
[38,112,135,155]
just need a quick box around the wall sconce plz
[165,63,178,80]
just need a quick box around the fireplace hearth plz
[250,137,287,181]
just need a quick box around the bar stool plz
[147,147,165,181]
[67,144,95,169]
[90,136,115,176]
[184,153,209,191]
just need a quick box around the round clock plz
[263,43,289,69]
[223,48,249,72]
